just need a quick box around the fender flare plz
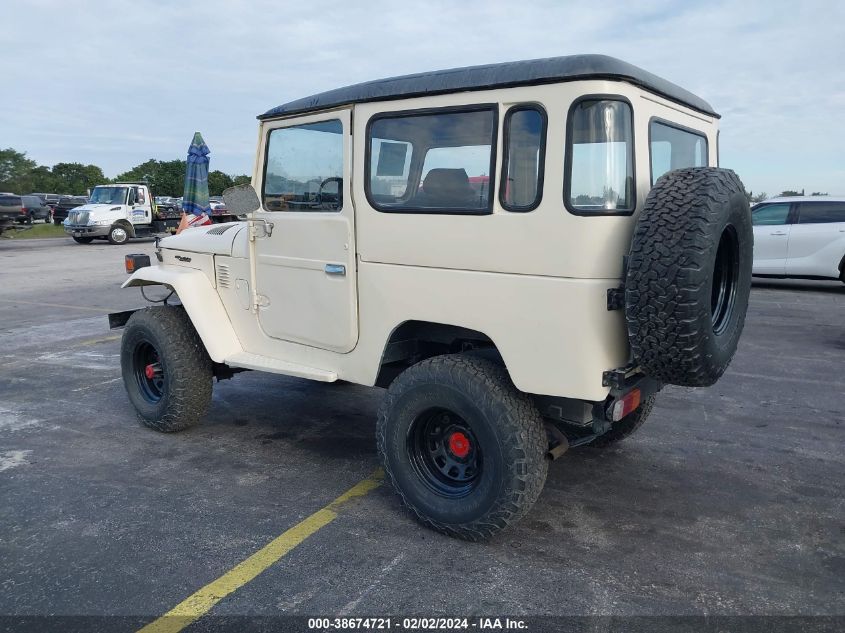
[122,265,242,363]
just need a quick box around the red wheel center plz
[145,364,156,380]
[448,431,471,458]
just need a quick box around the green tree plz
[114,159,186,197]
[208,170,234,196]
[0,148,37,193]
[778,190,802,197]
[810,192,828,196]
[751,192,768,203]
[232,175,251,186]
[51,163,107,195]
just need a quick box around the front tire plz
[377,354,548,541]
[121,306,212,432]
[108,224,130,245]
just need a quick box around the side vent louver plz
[207,224,235,235]
[216,264,231,289]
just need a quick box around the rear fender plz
[121,265,242,362]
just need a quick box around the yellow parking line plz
[0,298,118,313]
[138,470,384,633]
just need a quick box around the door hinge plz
[607,287,625,311]
[253,294,270,309]
[248,220,274,240]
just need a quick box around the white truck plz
[64,182,181,244]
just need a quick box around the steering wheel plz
[316,177,343,210]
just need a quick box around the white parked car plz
[752,196,845,283]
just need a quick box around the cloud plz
[1,0,843,194]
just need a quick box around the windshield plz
[89,186,128,205]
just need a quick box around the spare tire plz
[625,167,752,387]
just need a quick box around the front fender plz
[122,264,242,363]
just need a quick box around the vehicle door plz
[751,202,793,275]
[253,109,358,353]
[786,201,845,277]
[129,186,152,224]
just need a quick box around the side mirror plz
[223,184,261,215]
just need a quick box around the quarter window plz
[797,202,845,224]
[367,107,496,213]
[650,120,708,184]
[263,119,344,212]
[500,106,546,211]
[751,203,791,226]
[566,99,634,213]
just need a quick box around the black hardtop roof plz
[260,54,718,120]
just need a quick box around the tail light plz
[609,388,642,422]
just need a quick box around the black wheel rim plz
[407,408,481,498]
[133,340,164,404]
[711,224,740,335]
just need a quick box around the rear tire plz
[625,168,753,387]
[72,236,94,244]
[121,306,212,432]
[589,395,656,448]
[53,218,62,226]
[377,354,548,541]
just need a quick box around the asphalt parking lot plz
[1,237,843,630]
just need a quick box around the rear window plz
[0,195,22,206]
[649,120,708,184]
[367,106,496,214]
[797,201,845,224]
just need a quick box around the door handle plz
[770,231,788,236]
[325,264,346,276]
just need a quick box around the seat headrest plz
[422,168,473,204]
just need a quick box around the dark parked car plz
[17,195,52,223]
[53,195,89,225]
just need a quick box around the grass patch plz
[1,222,67,239]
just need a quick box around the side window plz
[650,120,708,184]
[500,106,546,212]
[751,203,791,226]
[135,188,146,205]
[367,107,496,214]
[566,98,634,214]
[797,202,845,224]
[263,119,344,212]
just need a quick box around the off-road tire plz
[72,236,94,244]
[108,223,130,245]
[589,395,656,448]
[121,306,212,432]
[625,167,752,387]
[377,354,548,541]
[53,218,62,226]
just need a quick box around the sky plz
[1,0,843,196]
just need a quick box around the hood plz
[159,222,247,256]
[72,203,120,213]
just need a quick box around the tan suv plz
[111,55,753,540]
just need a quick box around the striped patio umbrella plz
[182,132,211,217]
